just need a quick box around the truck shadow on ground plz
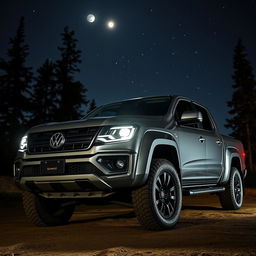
[70,211,135,225]
[69,204,223,230]
[182,205,221,211]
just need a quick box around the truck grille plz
[28,127,100,154]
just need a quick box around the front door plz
[174,126,207,186]
[172,100,208,187]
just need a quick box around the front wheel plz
[23,191,75,226]
[219,167,244,210]
[132,159,182,230]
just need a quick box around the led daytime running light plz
[19,135,28,152]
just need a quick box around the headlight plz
[97,126,136,143]
[19,135,28,152]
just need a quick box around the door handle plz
[199,136,205,143]
[216,139,222,145]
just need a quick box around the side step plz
[184,187,225,195]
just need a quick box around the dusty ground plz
[0,185,255,255]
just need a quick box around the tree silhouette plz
[0,17,32,175]
[30,59,58,125]
[226,39,256,173]
[55,26,88,121]
[87,99,97,113]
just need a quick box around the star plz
[32,9,39,15]
[107,20,115,29]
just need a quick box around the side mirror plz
[178,110,203,125]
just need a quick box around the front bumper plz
[14,147,137,197]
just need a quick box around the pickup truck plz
[14,95,247,230]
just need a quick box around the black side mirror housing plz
[178,110,203,125]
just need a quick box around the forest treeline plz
[0,17,96,175]
[226,39,256,185]
[0,17,255,181]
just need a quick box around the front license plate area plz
[41,160,65,175]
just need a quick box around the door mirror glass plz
[178,110,203,125]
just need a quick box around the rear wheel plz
[219,167,244,210]
[23,191,75,226]
[132,159,182,230]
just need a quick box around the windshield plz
[85,96,172,118]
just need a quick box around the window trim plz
[191,102,217,132]
[172,98,217,133]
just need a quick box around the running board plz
[184,187,225,195]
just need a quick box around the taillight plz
[242,152,246,160]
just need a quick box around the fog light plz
[14,163,21,179]
[116,160,125,169]
[96,156,129,173]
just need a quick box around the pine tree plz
[55,26,88,121]
[0,17,32,175]
[30,59,58,125]
[87,99,97,113]
[226,39,256,173]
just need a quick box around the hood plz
[27,116,167,134]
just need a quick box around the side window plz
[193,104,213,131]
[174,100,199,128]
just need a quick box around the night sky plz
[1,0,256,134]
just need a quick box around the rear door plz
[192,103,223,180]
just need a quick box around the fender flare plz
[133,129,180,186]
[221,146,242,184]
[144,139,180,179]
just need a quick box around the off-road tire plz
[132,159,182,230]
[219,167,244,210]
[23,191,75,226]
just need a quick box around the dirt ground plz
[0,190,255,256]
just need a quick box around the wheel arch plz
[133,130,181,186]
[152,144,181,179]
[221,146,243,184]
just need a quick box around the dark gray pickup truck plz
[14,96,247,230]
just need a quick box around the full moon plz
[107,20,115,29]
[87,14,95,23]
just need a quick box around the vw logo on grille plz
[49,132,65,149]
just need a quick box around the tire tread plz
[219,168,243,210]
[132,159,181,230]
[23,191,47,226]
